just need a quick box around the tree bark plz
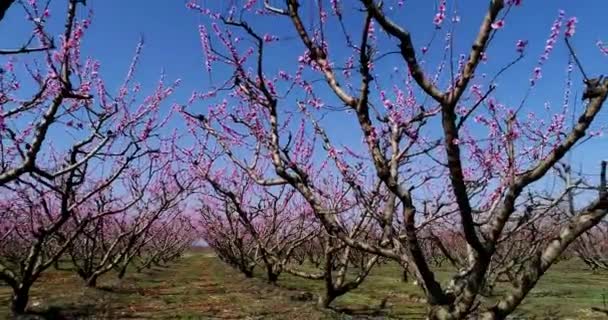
[117,265,128,279]
[0,0,15,22]
[479,311,500,320]
[317,291,337,309]
[85,275,98,287]
[242,268,254,278]
[266,267,279,284]
[11,284,31,315]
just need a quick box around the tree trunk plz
[479,311,501,320]
[480,281,495,297]
[266,267,279,284]
[117,265,128,279]
[242,268,254,278]
[317,291,337,309]
[85,275,98,287]
[11,285,31,315]
[0,0,16,22]
[427,305,455,320]
[427,305,497,320]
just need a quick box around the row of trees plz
[198,170,383,307]
[198,160,607,309]
[186,0,608,319]
[0,0,196,314]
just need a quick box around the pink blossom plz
[328,147,339,159]
[597,40,608,56]
[589,130,604,137]
[530,67,542,84]
[366,127,378,145]
[516,40,528,53]
[491,20,504,30]
[565,17,578,37]
[380,91,393,108]
[530,10,565,86]
[243,0,257,10]
[343,55,354,78]
[540,10,565,64]
[330,0,341,16]
[263,34,278,43]
[368,20,376,41]
[433,0,446,28]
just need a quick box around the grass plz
[1,250,607,319]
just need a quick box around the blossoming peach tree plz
[0,0,189,314]
[185,0,608,319]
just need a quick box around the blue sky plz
[1,0,607,187]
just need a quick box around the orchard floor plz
[1,250,608,319]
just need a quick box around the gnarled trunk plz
[117,265,128,279]
[266,266,280,284]
[317,289,338,309]
[11,284,31,315]
[267,273,279,284]
[242,267,254,278]
[85,275,98,287]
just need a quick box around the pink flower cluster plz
[433,0,447,28]
[263,34,279,43]
[243,0,257,10]
[330,0,341,16]
[491,20,504,30]
[598,40,608,56]
[530,10,565,85]
[565,17,578,37]
[516,40,528,54]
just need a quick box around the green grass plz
[1,250,607,319]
